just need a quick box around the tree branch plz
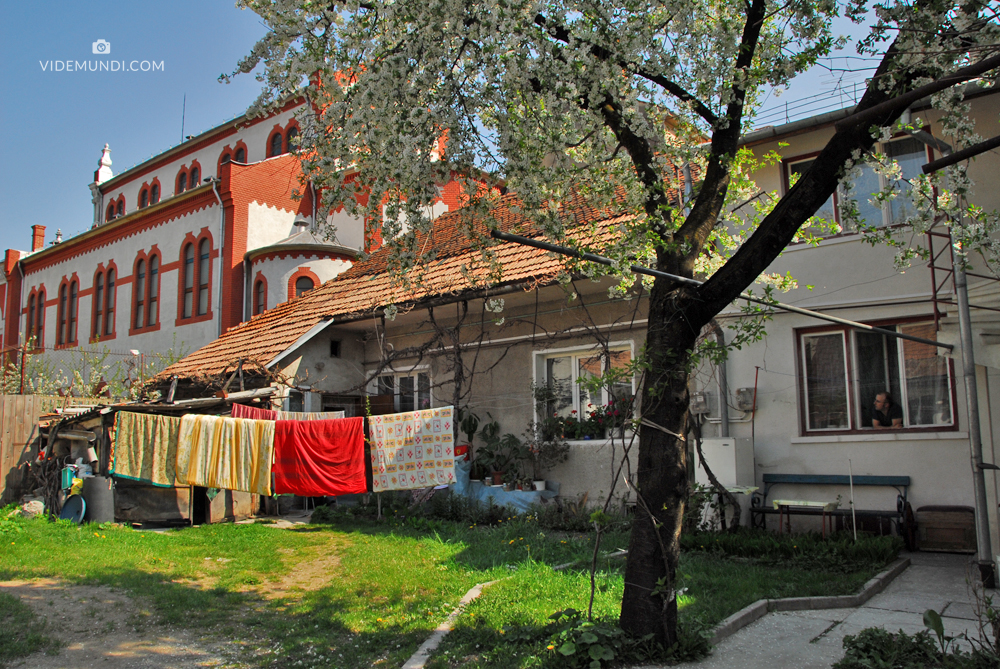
[533,13,718,126]
[673,0,768,262]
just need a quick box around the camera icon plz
[92,39,111,55]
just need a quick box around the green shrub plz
[542,608,709,668]
[834,628,998,669]
[680,528,902,572]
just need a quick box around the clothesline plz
[110,404,457,498]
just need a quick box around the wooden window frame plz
[176,232,214,325]
[795,318,959,436]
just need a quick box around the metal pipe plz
[489,230,953,351]
[904,125,995,586]
[211,179,225,338]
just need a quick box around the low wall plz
[543,434,638,507]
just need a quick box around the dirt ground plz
[1,579,227,669]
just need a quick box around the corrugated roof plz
[158,193,633,380]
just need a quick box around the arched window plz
[106,204,114,223]
[93,271,104,338]
[150,183,160,204]
[221,153,231,164]
[133,259,146,329]
[27,293,36,345]
[198,238,210,316]
[68,280,78,344]
[104,269,115,336]
[295,276,314,298]
[147,255,159,327]
[116,200,124,217]
[58,284,68,345]
[181,242,195,318]
[178,172,187,194]
[189,166,200,187]
[234,147,246,163]
[140,189,149,208]
[286,126,298,152]
[254,278,266,315]
[270,132,283,157]
[35,288,45,346]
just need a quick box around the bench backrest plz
[762,474,910,487]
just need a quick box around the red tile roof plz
[158,193,633,380]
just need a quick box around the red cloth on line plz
[273,417,367,496]
[231,404,278,420]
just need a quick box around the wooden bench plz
[751,474,912,546]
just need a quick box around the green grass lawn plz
[0,507,893,668]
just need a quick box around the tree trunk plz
[619,281,701,646]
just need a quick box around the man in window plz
[872,392,903,429]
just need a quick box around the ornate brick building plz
[0,100,462,372]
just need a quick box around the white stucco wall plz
[246,202,302,252]
[19,204,221,360]
[250,253,353,311]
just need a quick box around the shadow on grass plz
[2,565,461,669]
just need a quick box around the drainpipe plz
[210,179,225,338]
[710,321,730,438]
[905,112,995,586]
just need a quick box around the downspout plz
[17,261,25,346]
[717,327,729,438]
[903,111,995,586]
[243,257,252,322]
[211,179,225,338]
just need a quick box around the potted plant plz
[458,408,481,480]
[475,414,530,486]
[523,420,570,490]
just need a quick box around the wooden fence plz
[0,395,105,505]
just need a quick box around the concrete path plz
[631,551,993,669]
[684,552,992,668]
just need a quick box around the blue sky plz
[0,1,269,248]
[0,3,874,252]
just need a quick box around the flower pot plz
[503,482,516,492]
[491,472,504,486]
[533,480,546,491]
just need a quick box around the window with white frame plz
[536,344,634,425]
[799,322,953,433]
[377,370,431,412]
[785,136,929,234]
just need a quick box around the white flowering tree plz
[231,0,1000,645]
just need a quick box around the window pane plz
[178,173,187,192]
[377,376,394,396]
[607,349,634,409]
[578,354,602,414]
[546,356,574,419]
[235,148,245,162]
[418,372,430,410]
[888,137,926,224]
[190,167,199,185]
[900,323,952,426]
[855,331,901,427]
[184,245,194,289]
[36,292,45,345]
[399,375,415,413]
[27,295,35,342]
[848,164,884,228]
[105,271,115,335]
[150,184,159,204]
[295,276,314,297]
[802,333,850,430]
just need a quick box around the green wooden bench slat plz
[762,474,910,486]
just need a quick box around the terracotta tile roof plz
[158,193,632,380]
